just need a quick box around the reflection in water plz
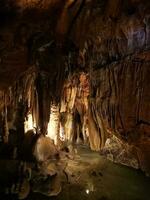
[26,145,150,200]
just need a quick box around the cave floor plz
[26,145,150,200]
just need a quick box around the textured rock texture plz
[89,51,150,148]
[0,0,149,175]
[100,135,139,169]
[72,0,150,174]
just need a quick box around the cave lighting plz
[24,113,36,133]
[47,104,60,144]
[86,189,90,194]
[85,182,94,194]
[24,105,65,143]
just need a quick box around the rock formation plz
[0,0,149,185]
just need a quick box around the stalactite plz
[65,112,74,142]
[36,71,51,134]
[13,101,26,147]
[59,72,90,146]
[0,66,52,138]
[95,106,107,148]
[55,0,85,45]
[88,99,101,151]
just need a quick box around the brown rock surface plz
[0,0,149,175]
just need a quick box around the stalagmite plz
[33,136,59,162]
[0,2,149,199]
[48,104,60,145]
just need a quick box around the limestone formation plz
[0,1,149,194]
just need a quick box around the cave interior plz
[0,0,150,199]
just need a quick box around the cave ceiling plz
[0,0,149,90]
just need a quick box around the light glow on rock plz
[86,189,90,194]
[47,105,60,144]
[24,113,35,133]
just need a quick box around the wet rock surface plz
[0,145,150,200]
[0,0,149,180]
[27,146,150,200]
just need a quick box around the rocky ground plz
[1,145,150,200]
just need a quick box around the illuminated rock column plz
[48,104,60,145]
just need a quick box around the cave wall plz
[71,0,150,174]
[89,53,150,173]
[59,72,89,144]
[0,0,149,174]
